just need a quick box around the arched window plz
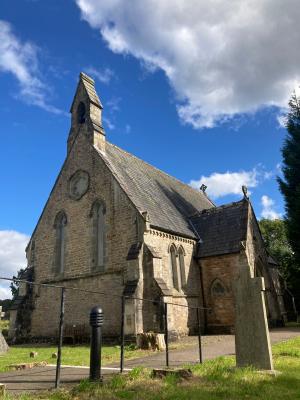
[169,244,180,291]
[54,211,67,274]
[91,200,106,270]
[211,279,226,297]
[77,102,86,124]
[178,246,186,287]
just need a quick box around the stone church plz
[9,73,285,340]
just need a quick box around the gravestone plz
[234,251,273,370]
[0,306,9,354]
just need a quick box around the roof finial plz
[242,185,248,199]
[200,184,207,193]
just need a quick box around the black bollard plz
[89,306,104,381]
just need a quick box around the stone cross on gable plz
[0,307,4,320]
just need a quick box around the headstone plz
[151,368,192,379]
[234,251,273,370]
[0,306,8,354]
[0,333,8,354]
[136,332,166,350]
[0,383,6,396]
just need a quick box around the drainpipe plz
[188,217,208,332]
[197,257,208,332]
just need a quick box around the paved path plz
[1,327,299,394]
[122,326,300,369]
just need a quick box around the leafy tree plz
[0,299,12,313]
[259,218,300,308]
[10,268,25,300]
[278,92,300,264]
[259,219,293,277]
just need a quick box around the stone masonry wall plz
[143,229,201,336]
[200,253,240,333]
[29,132,138,337]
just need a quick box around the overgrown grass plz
[3,336,300,399]
[0,344,151,372]
[0,320,9,332]
[0,319,9,336]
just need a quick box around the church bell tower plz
[67,72,106,153]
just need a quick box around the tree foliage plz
[278,92,300,265]
[10,268,25,300]
[259,218,300,307]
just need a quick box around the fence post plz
[120,296,125,373]
[55,287,65,389]
[197,307,203,364]
[164,302,169,367]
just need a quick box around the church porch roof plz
[191,199,249,258]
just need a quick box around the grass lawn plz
[0,344,152,372]
[2,336,300,399]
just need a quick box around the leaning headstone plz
[234,250,273,370]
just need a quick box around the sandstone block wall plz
[28,133,138,337]
[200,253,240,332]
[143,229,202,335]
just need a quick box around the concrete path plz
[122,326,300,369]
[0,366,123,395]
[1,327,299,394]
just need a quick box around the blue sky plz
[0,0,297,297]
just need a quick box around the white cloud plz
[276,113,288,129]
[190,168,259,199]
[276,163,282,174]
[107,97,121,113]
[76,0,300,129]
[0,20,63,114]
[103,116,115,130]
[0,230,29,300]
[84,66,115,84]
[261,195,281,220]
[0,287,12,300]
[125,124,131,134]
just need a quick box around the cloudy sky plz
[0,0,297,298]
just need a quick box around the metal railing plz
[1,276,209,388]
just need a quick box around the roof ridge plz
[105,141,215,207]
[189,198,246,219]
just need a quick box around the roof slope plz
[96,142,215,238]
[190,199,249,258]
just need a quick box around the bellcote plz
[67,72,106,153]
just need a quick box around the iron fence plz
[0,276,209,388]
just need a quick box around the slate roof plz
[190,199,249,258]
[96,142,215,238]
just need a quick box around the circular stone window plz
[68,170,90,200]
